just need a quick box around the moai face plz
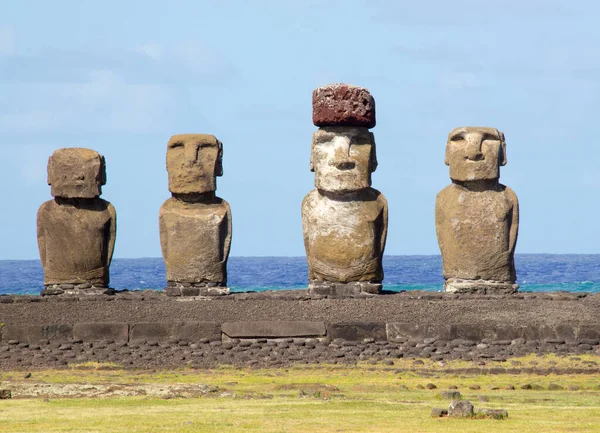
[47,148,106,198]
[167,134,223,195]
[445,127,507,182]
[311,127,377,193]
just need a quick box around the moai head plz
[167,134,223,195]
[311,84,377,193]
[445,127,507,182]
[47,148,106,198]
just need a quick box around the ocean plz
[1,254,600,295]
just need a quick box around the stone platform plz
[1,290,599,369]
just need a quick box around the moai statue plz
[435,127,519,294]
[302,84,388,296]
[37,148,117,295]
[159,134,232,296]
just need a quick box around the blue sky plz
[0,0,599,259]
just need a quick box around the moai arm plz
[222,200,232,263]
[378,193,389,256]
[36,203,48,268]
[106,202,117,266]
[506,187,519,255]
[301,194,314,279]
[159,205,169,264]
[434,190,449,278]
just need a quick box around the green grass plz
[1,354,600,432]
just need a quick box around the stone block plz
[450,324,497,341]
[495,324,523,341]
[2,324,72,344]
[130,322,221,343]
[328,322,386,341]
[555,322,578,342]
[579,324,600,340]
[312,84,375,128]
[386,323,428,341]
[73,322,128,342]
[222,321,326,339]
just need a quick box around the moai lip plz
[435,127,519,294]
[312,84,376,128]
[303,85,387,297]
[160,134,232,296]
[38,148,116,293]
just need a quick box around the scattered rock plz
[441,390,461,400]
[448,400,474,418]
[430,408,448,417]
[0,390,11,399]
[476,408,508,420]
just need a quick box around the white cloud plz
[0,26,15,56]
[136,43,163,61]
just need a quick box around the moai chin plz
[37,148,117,295]
[159,134,232,296]
[435,126,519,294]
[302,84,388,297]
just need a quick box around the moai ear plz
[47,155,54,186]
[310,133,316,172]
[369,132,378,173]
[99,155,107,186]
[215,140,224,177]
[498,130,507,166]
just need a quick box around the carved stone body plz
[159,134,232,296]
[435,127,519,294]
[37,148,116,294]
[160,196,231,287]
[303,85,387,296]
[302,188,387,285]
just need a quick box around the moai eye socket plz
[450,133,464,142]
[169,142,184,149]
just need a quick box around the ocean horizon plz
[1,254,600,295]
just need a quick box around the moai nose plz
[184,144,200,164]
[330,138,356,170]
[465,133,484,161]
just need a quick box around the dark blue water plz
[2,255,600,295]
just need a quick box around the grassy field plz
[1,354,600,432]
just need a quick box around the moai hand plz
[435,127,519,294]
[37,148,116,295]
[302,84,388,297]
[159,134,232,296]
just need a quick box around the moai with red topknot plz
[302,84,388,296]
[159,134,232,296]
[37,148,117,295]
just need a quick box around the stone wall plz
[1,290,599,369]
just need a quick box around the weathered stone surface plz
[387,323,429,341]
[441,390,461,399]
[475,408,508,419]
[2,324,72,343]
[160,134,232,290]
[448,400,474,417]
[0,390,11,399]
[221,321,326,338]
[303,103,388,295]
[327,322,386,341]
[47,148,106,199]
[73,322,128,342]
[431,408,448,417]
[436,127,519,293]
[312,84,375,128]
[38,148,116,289]
[130,322,221,343]
[308,281,381,297]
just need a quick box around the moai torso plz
[160,197,231,284]
[37,148,116,293]
[435,127,519,293]
[159,134,232,296]
[302,188,387,282]
[302,84,388,296]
